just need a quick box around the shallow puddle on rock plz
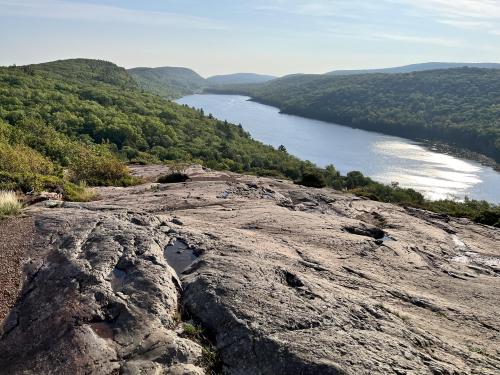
[90,321,114,339]
[164,239,198,274]
[109,268,126,291]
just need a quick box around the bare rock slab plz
[1,165,499,374]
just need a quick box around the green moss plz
[180,323,222,374]
[181,323,204,340]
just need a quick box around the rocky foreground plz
[0,165,499,375]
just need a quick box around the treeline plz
[128,67,206,100]
[207,68,500,163]
[0,59,497,226]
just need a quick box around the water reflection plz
[177,94,500,203]
[372,140,484,199]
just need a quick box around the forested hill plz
[0,58,498,225]
[128,66,278,99]
[326,62,500,75]
[206,73,276,85]
[128,66,206,99]
[0,58,327,197]
[207,68,500,163]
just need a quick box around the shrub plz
[0,171,94,202]
[157,172,189,184]
[0,190,22,217]
[296,171,326,188]
[0,141,55,175]
[62,181,96,202]
[68,145,136,186]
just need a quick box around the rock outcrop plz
[1,165,499,374]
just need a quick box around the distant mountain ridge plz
[128,66,277,99]
[128,66,206,100]
[207,67,500,163]
[327,62,500,75]
[206,73,276,85]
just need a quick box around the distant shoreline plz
[420,140,500,172]
[239,95,500,172]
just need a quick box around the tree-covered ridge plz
[37,58,137,88]
[0,59,498,226]
[326,62,500,75]
[128,66,206,100]
[207,68,500,163]
[129,66,278,100]
[0,59,329,195]
[206,73,276,86]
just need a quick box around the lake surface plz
[177,94,500,203]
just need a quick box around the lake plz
[177,94,500,203]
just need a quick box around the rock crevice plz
[1,165,499,375]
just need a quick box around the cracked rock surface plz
[0,202,203,374]
[1,165,499,374]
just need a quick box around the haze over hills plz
[126,61,500,103]
[206,73,276,85]
[327,62,500,76]
[128,62,500,102]
[128,66,277,99]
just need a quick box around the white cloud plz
[0,0,227,30]
[372,32,462,47]
[398,0,500,20]
[255,0,385,17]
[438,19,493,29]
[395,0,500,37]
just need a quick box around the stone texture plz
[1,165,499,374]
[0,206,203,374]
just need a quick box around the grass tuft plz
[0,190,22,217]
[181,323,204,340]
[180,323,222,374]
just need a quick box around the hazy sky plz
[1,0,499,76]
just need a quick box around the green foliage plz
[207,68,500,163]
[181,323,204,340]
[157,172,189,184]
[0,171,93,201]
[425,198,500,227]
[0,58,497,225]
[0,141,55,175]
[296,170,326,188]
[68,144,136,186]
[181,323,222,374]
[0,59,316,185]
[129,66,206,100]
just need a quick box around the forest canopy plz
[207,68,500,163]
[0,59,498,226]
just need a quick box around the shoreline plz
[420,140,500,172]
[244,96,500,172]
[201,91,500,172]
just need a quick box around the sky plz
[1,0,499,76]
